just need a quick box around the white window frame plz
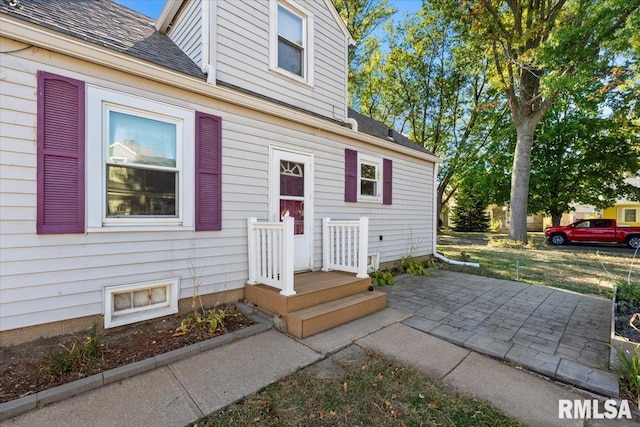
[104,278,180,328]
[86,86,194,231]
[269,0,314,86]
[358,153,383,202]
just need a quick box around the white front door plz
[270,148,313,272]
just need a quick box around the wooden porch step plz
[286,290,386,339]
[244,271,372,316]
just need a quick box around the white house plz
[0,0,440,343]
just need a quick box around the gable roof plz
[0,0,204,79]
[1,0,435,159]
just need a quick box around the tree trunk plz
[508,120,536,243]
[550,210,562,227]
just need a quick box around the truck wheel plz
[550,233,567,245]
[627,235,640,249]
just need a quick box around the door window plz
[280,160,304,235]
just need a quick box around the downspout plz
[347,117,358,132]
[201,0,215,85]
[432,162,480,268]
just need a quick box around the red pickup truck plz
[544,219,640,248]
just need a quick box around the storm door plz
[270,148,313,272]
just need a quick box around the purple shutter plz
[37,71,85,234]
[383,158,392,205]
[195,112,222,231]
[345,148,358,202]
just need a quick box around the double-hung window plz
[358,154,382,202]
[87,86,195,230]
[106,110,179,219]
[270,0,314,84]
[278,6,304,77]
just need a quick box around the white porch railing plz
[322,217,369,278]
[247,217,295,296]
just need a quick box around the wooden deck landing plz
[244,271,386,338]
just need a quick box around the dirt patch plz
[0,304,254,404]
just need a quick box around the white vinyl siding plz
[214,0,347,121]
[167,0,203,68]
[0,47,434,333]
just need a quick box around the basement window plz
[367,252,380,273]
[104,278,179,328]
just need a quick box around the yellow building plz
[602,177,640,226]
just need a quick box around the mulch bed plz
[0,304,253,404]
[616,301,640,344]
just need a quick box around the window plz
[87,86,195,230]
[106,110,178,218]
[279,160,305,235]
[104,278,179,328]
[39,77,221,234]
[619,208,638,223]
[270,0,314,84]
[345,149,392,204]
[278,6,303,76]
[359,155,381,200]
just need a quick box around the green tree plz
[459,0,639,243]
[451,192,490,232]
[528,98,640,226]
[337,0,509,222]
[332,0,396,110]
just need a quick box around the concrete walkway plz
[2,272,636,426]
[383,270,618,396]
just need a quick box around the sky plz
[114,0,422,22]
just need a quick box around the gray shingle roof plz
[0,0,205,79]
[347,108,434,156]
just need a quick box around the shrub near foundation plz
[370,256,436,287]
[42,323,102,376]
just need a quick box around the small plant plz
[617,279,640,304]
[394,256,431,277]
[613,337,640,405]
[370,269,394,286]
[42,322,102,375]
[174,259,226,337]
[174,307,226,336]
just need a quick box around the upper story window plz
[270,0,314,85]
[278,6,303,76]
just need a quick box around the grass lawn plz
[190,351,523,427]
[437,231,638,297]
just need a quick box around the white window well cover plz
[104,278,179,328]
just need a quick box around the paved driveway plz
[382,270,618,396]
